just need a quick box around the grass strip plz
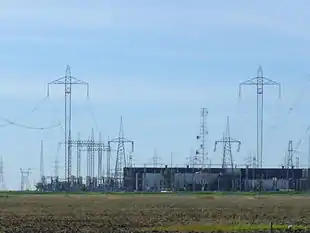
[145,224,310,232]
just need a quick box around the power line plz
[0,96,58,130]
[0,117,61,130]
[0,96,49,128]
[84,98,99,131]
[270,78,310,130]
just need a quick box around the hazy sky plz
[1,0,310,189]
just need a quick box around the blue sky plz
[1,0,310,189]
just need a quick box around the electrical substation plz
[1,65,310,193]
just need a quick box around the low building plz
[123,165,310,192]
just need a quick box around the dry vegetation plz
[0,193,310,232]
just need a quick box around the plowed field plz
[0,193,309,232]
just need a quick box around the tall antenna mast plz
[214,116,241,169]
[47,65,89,181]
[196,108,208,168]
[239,66,281,168]
[109,116,134,189]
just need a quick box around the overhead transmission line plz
[0,96,61,130]
[0,87,98,132]
[269,76,310,130]
[0,117,61,130]
[84,97,99,132]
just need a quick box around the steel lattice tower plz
[20,168,31,191]
[47,66,89,180]
[152,148,162,167]
[114,117,126,183]
[239,66,281,168]
[296,156,300,168]
[76,132,81,178]
[308,135,310,169]
[106,138,111,179]
[86,136,91,177]
[127,151,133,168]
[90,128,95,177]
[214,116,241,169]
[109,116,134,188]
[188,148,199,168]
[0,156,5,190]
[40,140,44,179]
[98,132,103,179]
[287,140,296,168]
[196,108,208,168]
[54,142,61,178]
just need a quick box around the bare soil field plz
[0,194,309,232]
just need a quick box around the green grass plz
[145,224,309,232]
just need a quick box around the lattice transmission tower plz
[287,140,294,168]
[286,140,301,169]
[109,116,134,188]
[308,135,310,169]
[53,142,61,178]
[20,168,31,191]
[76,132,81,178]
[195,108,208,168]
[40,139,44,179]
[239,66,281,168]
[98,131,104,179]
[295,156,300,168]
[214,116,241,169]
[90,128,95,177]
[0,156,5,190]
[47,66,89,180]
[152,148,162,167]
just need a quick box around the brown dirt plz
[0,194,309,232]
